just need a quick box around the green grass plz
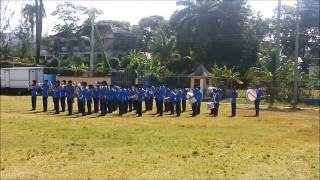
[1,96,319,179]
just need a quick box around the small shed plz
[188,64,213,90]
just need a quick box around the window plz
[194,79,200,88]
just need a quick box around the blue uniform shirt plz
[53,85,61,98]
[181,89,187,101]
[31,84,38,96]
[60,85,66,98]
[256,88,265,100]
[42,83,49,97]
[80,87,87,101]
[86,88,93,102]
[66,85,75,100]
[176,90,182,101]
[230,91,238,104]
[100,86,107,99]
[93,87,100,99]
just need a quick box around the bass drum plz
[246,89,257,102]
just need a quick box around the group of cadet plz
[30,79,264,117]
[29,80,205,117]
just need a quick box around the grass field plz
[1,96,319,179]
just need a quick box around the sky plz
[4,0,297,35]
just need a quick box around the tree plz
[0,0,15,60]
[133,15,171,52]
[51,2,88,35]
[150,30,177,65]
[35,0,44,64]
[170,0,267,75]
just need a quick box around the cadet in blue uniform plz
[53,80,61,114]
[164,87,170,112]
[41,80,49,112]
[75,83,82,114]
[128,87,134,112]
[191,88,198,117]
[136,87,145,117]
[255,85,265,116]
[230,88,238,117]
[60,80,66,112]
[80,82,87,116]
[106,84,113,113]
[212,88,222,117]
[175,88,182,116]
[195,88,202,115]
[100,81,107,115]
[117,87,125,116]
[66,80,75,115]
[158,86,165,116]
[154,87,160,114]
[149,86,155,111]
[169,90,176,115]
[93,83,100,113]
[181,88,187,112]
[86,84,93,115]
[30,80,38,110]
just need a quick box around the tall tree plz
[35,0,44,64]
[170,0,267,74]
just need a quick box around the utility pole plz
[293,0,300,107]
[90,10,95,77]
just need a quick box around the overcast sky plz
[4,0,296,35]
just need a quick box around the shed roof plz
[188,64,212,77]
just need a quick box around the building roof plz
[188,64,212,77]
[1,67,43,70]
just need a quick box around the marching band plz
[29,80,265,117]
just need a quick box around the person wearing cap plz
[181,88,187,112]
[41,80,49,112]
[86,84,94,115]
[53,80,62,114]
[136,87,145,117]
[30,80,38,110]
[169,89,176,115]
[175,88,182,117]
[66,80,75,115]
[191,88,198,117]
[157,86,165,116]
[100,81,107,116]
[212,88,222,117]
[93,83,100,113]
[255,85,265,116]
[80,82,87,116]
[230,88,238,117]
[195,88,202,115]
[60,80,67,112]
[128,87,134,112]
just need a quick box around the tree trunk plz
[35,0,42,65]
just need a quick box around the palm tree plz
[21,4,36,57]
[150,30,177,66]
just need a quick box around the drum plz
[207,102,215,109]
[189,97,197,104]
[133,94,138,101]
[246,89,257,102]
[187,92,194,99]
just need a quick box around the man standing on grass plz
[230,88,238,117]
[41,80,49,112]
[60,80,67,112]
[255,85,265,117]
[53,81,61,114]
[181,88,187,112]
[175,88,182,117]
[66,80,75,115]
[93,83,100,113]
[30,80,38,111]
